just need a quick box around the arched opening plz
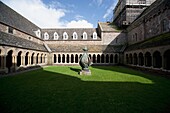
[110,54,113,63]
[36,53,39,64]
[133,53,138,65]
[71,54,74,63]
[17,51,22,67]
[0,49,1,68]
[89,54,91,59]
[101,54,104,63]
[93,54,96,63]
[75,54,78,63]
[164,50,170,70]
[115,54,118,64]
[54,54,57,63]
[58,54,61,63]
[129,54,133,64]
[62,54,65,63]
[126,54,129,64]
[106,54,109,63]
[31,53,34,64]
[67,54,69,63]
[97,54,100,63]
[153,51,162,68]
[6,50,13,72]
[25,52,29,66]
[145,52,152,67]
[44,54,46,63]
[138,52,144,66]
[40,54,43,63]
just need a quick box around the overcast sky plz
[1,0,118,28]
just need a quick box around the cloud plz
[103,1,117,19]
[66,20,93,28]
[93,0,103,6]
[1,0,94,28]
[75,15,84,20]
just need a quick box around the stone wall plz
[127,0,170,45]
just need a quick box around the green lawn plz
[0,66,170,113]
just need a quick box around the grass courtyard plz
[0,66,170,113]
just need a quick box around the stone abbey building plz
[0,0,170,74]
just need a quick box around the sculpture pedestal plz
[79,69,91,75]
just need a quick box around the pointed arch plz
[83,32,87,40]
[93,32,97,39]
[54,32,59,40]
[73,32,78,40]
[63,32,68,40]
[44,32,49,40]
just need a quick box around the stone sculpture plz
[79,47,92,75]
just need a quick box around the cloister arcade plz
[125,47,170,71]
[52,53,119,65]
[0,47,48,73]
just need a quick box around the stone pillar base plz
[79,69,91,75]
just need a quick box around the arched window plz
[54,32,59,40]
[161,19,169,32]
[35,29,41,38]
[63,32,68,40]
[93,32,97,40]
[44,32,49,40]
[73,32,78,40]
[83,32,87,40]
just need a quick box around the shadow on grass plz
[70,67,81,73]
[0,66,170,113]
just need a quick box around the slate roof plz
[0,31,47,51]
[48,44,124,53]
[125,32,170,51]
[0,1,40,37]
[98,22,120,32]
[41,28,101,41]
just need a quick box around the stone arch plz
[106,54,109,63]
[129,53,133,64]
[145,52,152,67]
[89,54,91,59]
[138,52,144,66]
[101,54,105,63]
[97,54,100,63]
[36,53,39,64]
[44,54,47,63]
[115,54,118,64]
[153,51,162,68]
[54,54,57,63]
[17,51,22,67]
[6,50,13,72]
[71,54,74,63]
[58,54,61,63]
[40,53,43,63]
[25,52,29,66]
[67,54,69,63]
[31,53,35,64]
[110,54,113,63]
[62,54,65,63]
[126,54,129,64]
[133,53,138,65]
[164,49,170,70]
[75,54,78,63]
[0,49,1,68]
[93,54,96,63]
